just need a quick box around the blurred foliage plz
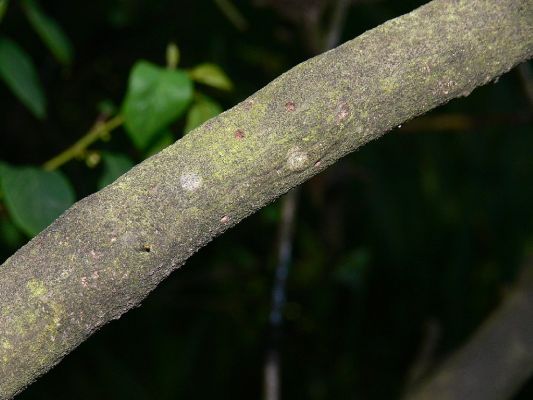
[122,60,193,149]
[0,36,46,118]
[21,0,74,65]
[0,0,532,399]
[0,162,74,236]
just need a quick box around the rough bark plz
[1,0,532,398]
[406,256,533,400]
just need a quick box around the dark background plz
[1,0,532,398]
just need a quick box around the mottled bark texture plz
[406,257,533,400]
[1,0,532,398]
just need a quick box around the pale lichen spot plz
[180,172,203,192]
[27,280,47,298]
[1,339,13,350]
[287,147,309,172]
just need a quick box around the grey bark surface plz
[1,0,532,398]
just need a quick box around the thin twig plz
[325,0,350,51]
[517,62,533,108]
[263,0,351,398]
[264,188,299,400]
[42,114,124,171]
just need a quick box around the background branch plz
[405,254,533,400]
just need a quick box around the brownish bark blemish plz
[336,103,350,123]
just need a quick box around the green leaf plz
[0,164,75,236]
[22,0,74,65]
[98,152,135,189]
[188,63,233,91]
[184,95,223,133]
[0,37,46,118]
[122,61,193,149]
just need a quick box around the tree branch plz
[1,0,532,398]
